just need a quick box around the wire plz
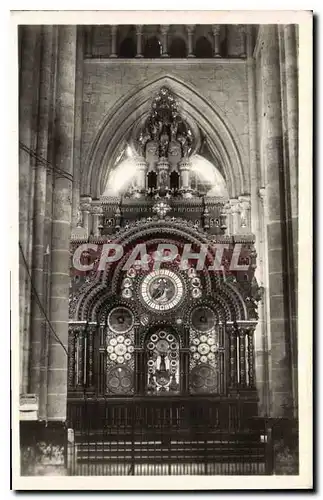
[19,241,68,356]
[19,141,73,183]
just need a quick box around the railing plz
[67,396,259,434]
[67,397,272,476]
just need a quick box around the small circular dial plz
[191,306,216,333]
[108,307,134,334]
[140,270,184,312]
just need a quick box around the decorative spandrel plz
[145,330,180,395]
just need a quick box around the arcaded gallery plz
[19,24,299,475]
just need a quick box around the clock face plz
[140,270,184,311]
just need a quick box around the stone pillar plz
[178,158,192,198]
[257,186,271,415]
[282,24,299,416]
[80,196,92,237]
[212,25,221,57]
[19,26,41,393]
[238,195,251,231]
[261,26,293,417]
[110,25,118,58]
[248,27,270,415]
[71,27,84,228]
[283,24,298,253]
[135,25,143,58]
[91,204,103,237]
[29,27,54,397]
[38,26,59,420]
[84,26,92,57]
[160,25,169,57]
[229,198,240,234]
[186,25,195,58]
[237,25,247,57]
[47,26,77,421]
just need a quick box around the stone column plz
[135,25,143,58]
[257,186,271,415]
[38,26,59,420]
[19,26,41,393]
[248,27,270,415]
[186,25,195,58]
[47,26,77,421]
[212,25,221,57]
[84,26,93,58]
[91,204,103,237]
[283,24,299,416]
[80,196,92,237]
[71,27,84,228]
[160,25,169,57]
[238,195,251,231]
[229,198,240,234]
[110,25,118,58]
[261,26,293,417]
[29,27,54,397]
[237,25,247,57]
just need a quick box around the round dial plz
[140,270,184,311]
[191,306,216,333]
[108,307,134,334]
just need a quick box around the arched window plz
[119,37,136,58]
[170,171,179,192]
[169,37,187,58]
[145,329,180,395]
[195,36,213,58]
[147,171,157,191]
[144,36,162,58]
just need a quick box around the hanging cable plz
[19,141,73,183]
[19,241,68,356]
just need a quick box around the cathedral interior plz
[19,24,299,476]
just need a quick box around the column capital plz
[229,198,240,212]
[110,25,118,35]
[236,320,257,333]
[178,158,191,171]
[186,25,196,34]
[135,24,143,35]
[160,24,170,35]
[91,205,103,215]
[212,24,221,36]
[258,186,267,202]
[80,196,92,212]
[225,322,237,334]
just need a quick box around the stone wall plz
[80,59,250,195]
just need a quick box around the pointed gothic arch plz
[81,75,248,199]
